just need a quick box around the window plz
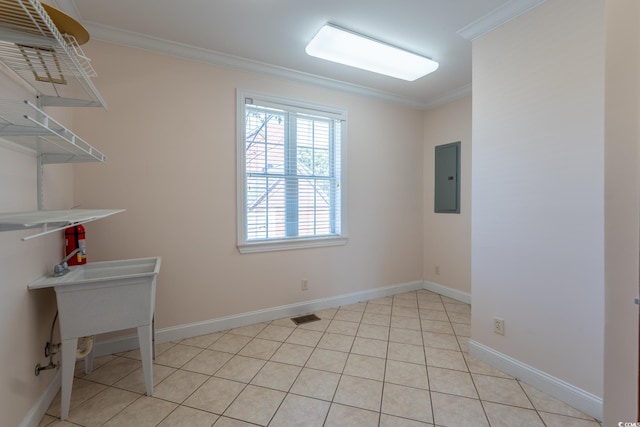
[237,90,347,253]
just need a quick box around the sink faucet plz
[53,248,86,277]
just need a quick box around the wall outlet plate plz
[493,317,505,335]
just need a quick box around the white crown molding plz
[77,20,431,110]
[423,83,472,110]
[53,0,532,109]
[457,0,548,41]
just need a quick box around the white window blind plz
[237,90,347,253]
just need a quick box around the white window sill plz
[238,236,348,254]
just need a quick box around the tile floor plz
[39,290,602,427]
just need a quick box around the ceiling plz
[52,0,538,108]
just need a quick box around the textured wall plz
[470,0,605,397]
[71,40,425,329]
[0,74,75,426]
[423,96,472,294]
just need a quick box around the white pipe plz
[75,336,94,360]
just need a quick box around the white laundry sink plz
[30,257,160,335]
[31,257,160,288]
[29,257,161,421]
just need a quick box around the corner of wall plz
[469,340,603,420]
[422,95,472,296]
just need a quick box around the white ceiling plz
[53,0,542,108]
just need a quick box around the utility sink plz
[30,257,161,288]
[29,257,161,340]
[29,257,161,421]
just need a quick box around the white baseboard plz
[25,281,421,425]
[94,280,425,357]
[31,279,604,426]
[468,340,602,421]
[20,370,61,427]
[423,280,471,304]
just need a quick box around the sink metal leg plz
[152,314,155,360]
[137,325,154,396]
[60,338,77,421]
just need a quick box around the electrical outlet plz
[435,265,440,275]
[301,279,309,291]
[493,317,505,335]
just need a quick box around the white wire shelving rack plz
[0,1,123,239]
[0,0,106,108]
[0,98,106,163]
[0,209,126,240]
[0,99,122,238]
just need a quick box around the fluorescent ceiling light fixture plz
[305,23,439,81]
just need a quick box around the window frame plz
[236,89,348,253]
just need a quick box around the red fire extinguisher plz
[65,224,87,266]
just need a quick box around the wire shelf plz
[0,209,125,240]
[0,0,106,107]
[0,98,106,163]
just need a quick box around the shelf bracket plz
[37,154,44,210]
[36,94,44,210]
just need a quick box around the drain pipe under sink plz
[75,336,94,359]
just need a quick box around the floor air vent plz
[291,314,321,325]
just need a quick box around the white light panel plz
[306,24,439,81]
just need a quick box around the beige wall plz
[423,96,471,294]
[7,1,633,423]
[603,0,640,422]
[71,41,425,330]
[470,0,604,400]
[0,75,74,426]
